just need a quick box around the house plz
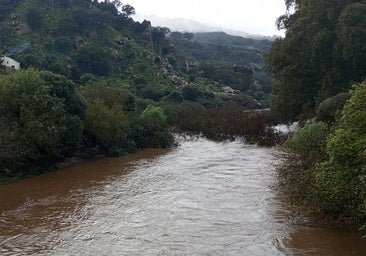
[1,56,21,70]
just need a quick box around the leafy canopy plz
[265,0,366,122]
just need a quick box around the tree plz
[151,27,170,50]
[337,2,366,78]
[0,70,67,171]
[80,83,135,155]
[265,0,366,122]
[122,4,135,17]
[0,117,26,177]
[75,46,112,76]
[26,8,43,30]
[39,71,86,146]
[315,92,349,125]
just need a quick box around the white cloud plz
[125,0,286,36]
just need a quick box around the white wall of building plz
[1,56,21,70]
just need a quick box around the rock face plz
[140,20,153,45]
[157,56,187,86]
[232,65,253,75]
[18,22,31,35]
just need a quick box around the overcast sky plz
[125,0,286,36]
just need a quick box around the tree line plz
[0,69,172,181]
[265,0,366,232]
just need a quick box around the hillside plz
[192,32,272,52]
[168,31,273,106]
[0,0,268,104]
[0,0,172,84]
[0,0,274,181]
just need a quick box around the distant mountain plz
[168,31,274,106]
[168,31,271,68]
[134,15,279,40]
[192,32,272,52]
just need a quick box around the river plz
[0,136,365,255]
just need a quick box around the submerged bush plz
[174,104,274,142]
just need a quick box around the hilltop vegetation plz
[266,0,366,232]
[169,31,273,106]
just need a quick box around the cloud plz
[126,0,286,36]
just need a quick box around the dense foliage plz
[169,31,273,107]
[192,32,273,52]
[279,83,366,228]
[271,0,366,232]
[265,0,366,122]
[0,70,172,181]
[315,83,366,221]
[169,31,269,67]
[0,70,79,178]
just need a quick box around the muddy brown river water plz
[0,137,365,255]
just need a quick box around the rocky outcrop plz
[17,22,31,35]
[140,20,153,45]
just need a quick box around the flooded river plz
[0,137,365,255]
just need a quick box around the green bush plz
[26,8,43,30]
[0,69,67,174]
[315,82,366,221]
[277,82,366,228]
[75,46,112,77]
[135,106,173,148]
[316,92,349,125]
[283,121,329,166]
[80,73,97,85]
[83,98,129,155]
[80,84,133,155]
[163,91,183,103]
[40,71,86,146]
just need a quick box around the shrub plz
[0,69,67,175]
[135,106,173,148]
[75,46,112,76]
[80,83,134,155]
[83,98,129,155]
[316,92,349,125]
[283,121,329,166]
[315,82,366,221]
[174,104,274,142]
[80,73,97,85]
[163,91,183,103]
[26,8,43,30]
[182,85,205,101]
[277,82,366,228]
